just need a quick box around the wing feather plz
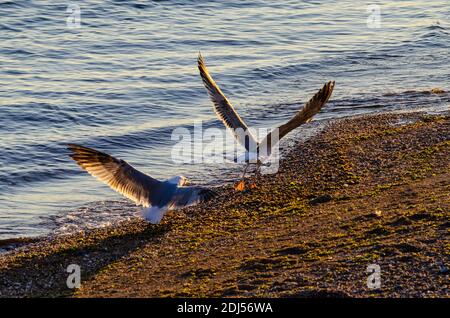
[198,53,257,151]
[279,81,335,138]
[68,144,162,207]
[167,186,217,209]
[257,81,335,154]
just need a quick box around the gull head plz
[167,175,190,186]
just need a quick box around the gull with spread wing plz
[68,144,217,224]
[198,53,335,191]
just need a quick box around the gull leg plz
[256,161,262,175]
[235,163,249,192]
[249,162,262,189]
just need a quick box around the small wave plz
[0,48,34,56]
[41,199,140,237]
[425,22,448,32]
[2,168,76,188]
[382,88,448,97]
[0,23,20,32]
[0,1,27,9]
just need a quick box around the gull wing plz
[167,186,217,210]
[259,81,335,151]
[278,81,335,138]
[198,53,258,151]
[68,144,163,208]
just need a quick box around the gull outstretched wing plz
[198,53,258,151]
[68,144,162,207]
[259,81,335,152]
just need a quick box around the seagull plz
[198,53,335,191]
[67,144,217,224]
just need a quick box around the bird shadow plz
[0,222,170,297]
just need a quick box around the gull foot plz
[234,180,246,192]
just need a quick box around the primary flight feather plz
[68,144,216,223]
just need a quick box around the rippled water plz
[0,0,449,240]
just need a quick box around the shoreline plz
[0,110,448,297]
[0,104,447,247]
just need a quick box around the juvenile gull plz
[198,53,335,190]
[68,144,216,224]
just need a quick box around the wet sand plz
[0,111,448,298]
